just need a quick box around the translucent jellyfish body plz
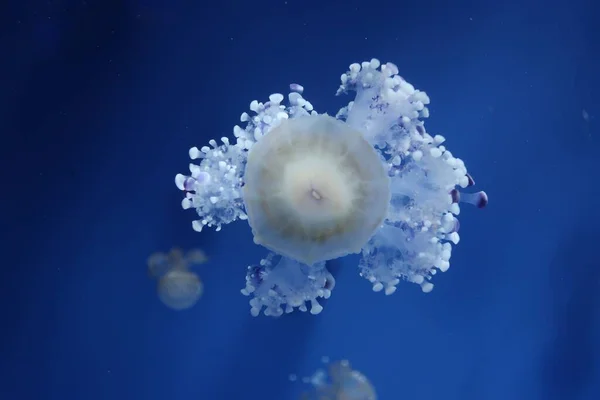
[147,248,207,310]
[297,359,377,400]
[175,58,488,317]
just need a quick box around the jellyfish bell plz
[148,247,208,310]
[299,359,377,400]
[243,114,391,265]
[328,360,376,400]
[157,269,203,310]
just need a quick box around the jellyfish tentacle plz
[335,59,488,295]
[158,269,203,310]
[241,253,335,317]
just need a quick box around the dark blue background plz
[1,0,599,399]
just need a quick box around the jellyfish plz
[147,247,207,310]
[175,58,488,317]
[296,359,377,400]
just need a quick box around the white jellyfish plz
[297,359,377,400]
[147,247,207,310]
[175,59,488,316]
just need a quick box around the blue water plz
[2,0,599,399]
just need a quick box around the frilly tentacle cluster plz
[175,87,315,232]
[241,253,335,317]
[335,59,487,294]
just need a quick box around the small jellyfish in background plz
[296,359,377,400]
[175,58,489,317]
[147,247,207,310]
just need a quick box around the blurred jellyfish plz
[297,359,377,400]
[147,247,207,310]
[175,58,488,316]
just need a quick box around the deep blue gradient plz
[1,0,599,399]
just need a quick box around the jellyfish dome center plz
[242,114,390,265]
[282,154,354,223]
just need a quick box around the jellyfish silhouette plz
[175,58,488,316]
[147,248,207,310]
[299,359,377,400]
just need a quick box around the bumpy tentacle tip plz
[181,197,192,210]
[477,191,489,208]
[451,189,489,209]
[250,100,261,112]
[465,172,475,187]
[192,220,204,232]
[372,282,383,292]
[290,83,304,93]
[175,174,186,190]
[462,190,488,208]
[421,281,434,293]
[189,146,201,160]
[310,300,323,315]
[269,93,284,104]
